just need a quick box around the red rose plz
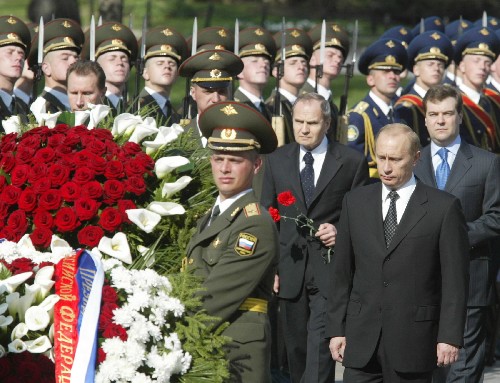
[32,178,52,195]
[55,144,73,158]
[74,197,101,221]
[84,137,107,156]
[103,180,125,202]
[33,208,54,228]
[9,258,34,275]
[15,145,36,164]
[63,132,81,147]
[117,199,136,222]
[72,167,95,185]
[28,162,49,184]
[47,133,65,148]
[105,141,120,158]
[123,158,147,177]
[0,152,15,172]
[80,181,103,199]
[0,227,17,241]
[60,181,81,202]
[0,133,17,153]
[18,188,37,212]
[134,151,155,171]
[125,176,146,196]
[38,189,63,210]
[99,207,122,231]
[120,141,142,157]
[99,302,118,330]
[33,147,56,164]
[7,209,28,235]
[268,207,281,222]
[90,156,107,175]
[77,225,104,247]
[101,285,118,303]
[93,128,114,142]
[30,227,53,248]
[72,149,94,168]
[10,164,30,187]
[1,185,22,205]
[54,207,80,232]
[104,160,125,179]
[0,201,9,217]
[277,190,296,206]
[18,134,41,149]
[48,163,70,186]
[103,323,128,341]
[97,347,107,363]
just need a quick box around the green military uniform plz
[186,101,278,382]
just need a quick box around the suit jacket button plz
[383,281,389,287]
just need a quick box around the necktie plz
[300,151,315,207]
[8,97,15,114]
[478,96,490,113]
[256,100,265,114]
[164,99,172,118]
[435,148,450,190]
[384,191,399,248]
[209,205,220,226]
[387,107,394,123]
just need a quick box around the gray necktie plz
[384,191,399,248]
[300,151,315,207]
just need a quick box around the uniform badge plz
[235,233,258,256]
[255,28,264,36]
[213,237,221,248]
[162,28,173,36]
[220,105,238,116]
[347,125,359,141]
[230,207,241,217]
[290,29,301,38]
[244,203,261,217]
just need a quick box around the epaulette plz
[350,101,369,114]
[243,203,261,217]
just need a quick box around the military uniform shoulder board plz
[234,232,258,256]
[244,203,261,217]
[350,101,369,114]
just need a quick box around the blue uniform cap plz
[411,16,445,36]
[380,26,414,49]
[453,26,500,64]
[407,31,453,68]
[473,16,500,31]
[445,19,473,46]
[358,38,408,75]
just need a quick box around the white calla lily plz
[125,209,161,233]
[161,176,193,198]
[0,344,5,358]
[17,234,36,252]
[11,322,28,340]
[0,315,13,328]
[6,292,20,318]
[98,232,133,264]
[142,124,184,154]
[18,286,37,322]
[25,305,51,331]
[8,339,27,353]
[137,245,155,268]
[39,294,60,312]
[128,116,159,143]
[87,103,111,129]
[49,323,55,342]
[35,266,55,283]
[30,97,62,127]
[50,235,73,258]
[2,115,21,134]
[26,335,52,353]
[0,272,33,293]
[147,201,186,216]
[111,113,143,137]
[154,156,190,179]
[0,303,8,315]
[74,110,91,126]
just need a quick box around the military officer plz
[0,15,31,131]
[30,18,84,113]
[178,49,243,146]
[347,38,407,178]
[234,26,276,122]
[186,101,279,382]
[485,29,500,110]
[301,22,350,140]
[394,31,453,146]
[138,26,188,125]
[81,22,138,114]
[14,21,37,107]
[266,28,312,144]
[454,26,500,152]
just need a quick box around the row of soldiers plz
[0,14,499,172]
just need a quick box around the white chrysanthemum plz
[101,337,126,358]
[124,339,147,368]
[112,304,137,328]
[127,289,151,311]
[110,267,133,292]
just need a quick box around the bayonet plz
[234,19,239,54]
[183,17,198,120]
[33,16,44,99]
[482,11,487,28]
[315,19,326,92]
[89,15,96,62]
[128,13,133,30]
[420,18,425,34]
[191,17,198,56]
[98,15,103,27]
[134,16,147,113]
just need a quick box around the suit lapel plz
[369,184,387,252]
[287,144,307,212]
[445,142,472,193]
[310,142,342,208]
[387,182,427,255]
[416,146,437,187]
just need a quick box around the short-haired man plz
[261,93,369,383]
[328,123,469,383]
[186,101,279,382]
[415,84,500,383]
[347,38,407,179]
[394,31,453,146]
[66,60,106,111]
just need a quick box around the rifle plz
[181,17,197,122]
[337,20,358,144]
[32,17,44,102]
[133,16,147,113]
[272,18,286,146]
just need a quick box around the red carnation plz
[268,207,281,222]
[103,323,128,341]
[77,225,104,247]
[277,190,296,206]
[99,207,123,232]
[97,347,107,363]
[101,285,118,303]
[54,207,80,232]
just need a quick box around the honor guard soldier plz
[82,22,138,114]
[443,19,473,86]
[454,26,500,152]
[194,26,234,52]
[394,31,453,146]
[30,18,84,113]
[347,38,407,178]
[14,22,37,107]
[266,28,312,144]
[486,30,500,108]
[301,22,350,140]
[186,101,279,383]
[234,27,276,122]
[138,27,188,125]
[178,49,243,146]
[411,16,445,36]
[0,15,31,131]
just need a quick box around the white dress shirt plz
[430,135,461,172]
[299,136,328,186]
[381,176,417,223]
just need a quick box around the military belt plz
[238,297,268,314]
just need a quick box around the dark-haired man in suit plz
[415,84,500,383]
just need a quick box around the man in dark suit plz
[261,92,369,382]
[327,123,469,383]
[186,101,279,382]
[414,85,500,383]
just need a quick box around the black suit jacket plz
[326,181,469,372]
[414,141,500,306]
[261,140,369,299]
[137,89,181,125]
